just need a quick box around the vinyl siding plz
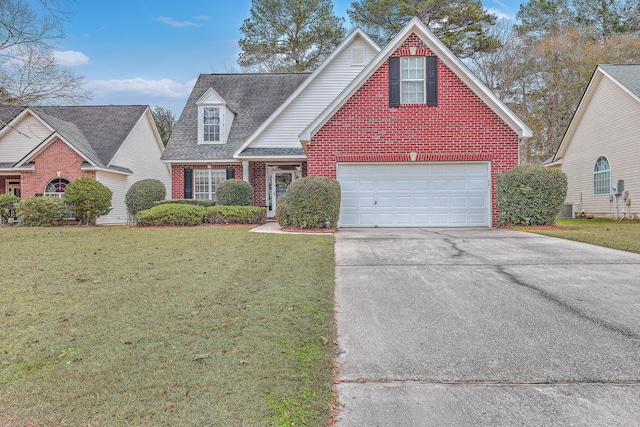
[248,36,378,149]
[561,75,640,217]
[0,115,51,162]
[96,111,171,224]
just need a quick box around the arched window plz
[593,156,610,195]
[44,178,69,198]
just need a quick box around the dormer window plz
[203,107,221,142]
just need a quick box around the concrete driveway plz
[334,228,640,426]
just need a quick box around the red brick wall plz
[306,34,519,226]
[20,138,95,198]
[249,162,266,206]
[170,164,243,199]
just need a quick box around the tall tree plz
[151,105,176,147]
[347,0,499,57]
[238,0,346,72]
[0,0,91,105]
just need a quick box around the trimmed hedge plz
[125,179,166,216]
[15,196,65,226]
[496,164,568,226]
[275,196,289,228]
[0,193,19,223]
[216,179,253,206]
[206,206,266,224]
[284,177,341,229]
[63,177,112,225]
[135,204,206,226]
[154,199,217,207]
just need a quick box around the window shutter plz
[184,168,193,199]
[226,168,235,179]
[426,56,438,106]
[389,57,401,107]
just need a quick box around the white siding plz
[249,36,378,149]
[0,115,51,162]
[96,111,171,224]
[561,76,640,217]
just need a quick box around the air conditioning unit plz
[559,203,573,218]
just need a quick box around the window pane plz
[193,169,227,200]
[402,81,424,104]
[400,57,425,104]
[203,107,220,142]
[593,156,610,195]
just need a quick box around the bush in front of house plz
[63,177,112,225]
[216,179,254,206]
[0,193,19,223]
[154,199,217,207]
[135,204,207,226]
[496,164,568,226]
[284,176,341,229]
[15,196,65,226]
[205,206,266,224]
[125,179,166,217]
[275,196,290,228]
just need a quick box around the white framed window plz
[203,107,221,142]
[401,56,425,104]
[194,169,226,200]
[44,178,69,198]
[593,156,610,195]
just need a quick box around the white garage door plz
[337,162,491,227]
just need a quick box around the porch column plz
[242,161,249,183]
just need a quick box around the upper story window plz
[593,156,610,195]
[401,57,425,104]
[203,107,221,142]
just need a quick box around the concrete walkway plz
[334,228,640,426]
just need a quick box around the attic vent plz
[351,47,365,66]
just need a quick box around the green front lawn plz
[526,219,640,254]
[0,226,335,426]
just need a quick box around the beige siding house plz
[549,64,640,219]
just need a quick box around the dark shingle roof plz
[162,73,310,161]
[0,105,149,168]
[600,64,640,98]
[238,147,306,157]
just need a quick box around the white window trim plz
[197,105,225,145]
[593,156,610,196]
[400,56,426,105]
[193,169,226,200]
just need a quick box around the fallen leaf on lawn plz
[164,400,174,411]
[279,372,286,379]
[203,385,210,391]
[159,389,168,395]
[193,353,209,362]
[284,410,290,419]
[124,341,132,345]
[321,336,329,345]
[239,360,250,365]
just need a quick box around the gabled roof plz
[0,105,150,169]
[161,73,310,162]
[300,17,533,142]
[552,64,640,163]
[234,28,380,157]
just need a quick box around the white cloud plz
[54,50,90,67]
[87,77,196,99]
[487,8,514,21]
[154,16,200,28]
[194,15,211,21]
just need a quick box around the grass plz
[523,219,640,254]
[0,226,335,426]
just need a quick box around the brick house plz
[0,105,171,224]
[163,18,531,227]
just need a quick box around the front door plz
[267,169,299,217]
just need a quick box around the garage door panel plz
[337,163,490,227]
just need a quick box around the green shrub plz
[206,206,266,224]
[154,199,217,207]
[15,196,65,226]
[135,204,206,226]
[275,196,289,228]
[63,177,112,225]
[125,179,166,217]
[285,177,341,229]
[216,179,254,206]
[0,193,19,223]
[496,164,568,226]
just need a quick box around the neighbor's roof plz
[0,105,149,168]
[599,64,640,99]
[161,73,310,162]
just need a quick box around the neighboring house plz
[0,105,171,224]
[163,18,532,227]
[548,64,640,219]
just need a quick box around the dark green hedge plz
[125,179,166,216]
[205,206,266,224]
[496,164,568,226]
[135,204,206,226]
[284,177,340,229]
[275,196,289,228]
[216,179,253,206]
[15,196,65,227]
[63,177,112,225]
[154,199,217,207]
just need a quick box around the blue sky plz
[54,0,521,115]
